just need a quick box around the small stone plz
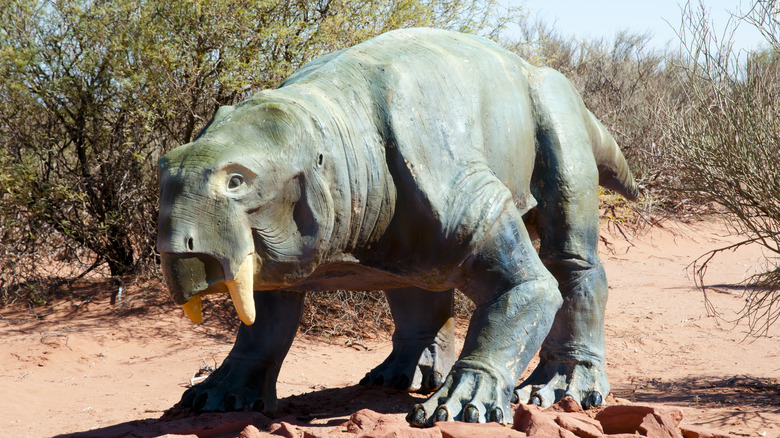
[513,401,605,438]
[347,408,383,433]
[239,425,267,438]
[595,404,684,436]
[268,421,300,438]
[555,413,603,438]
[680,424,742,438]
[156,435,199,438]
[325,418,350,427]
[436,421,527,438]
[636,412,682,438]
[347,409,442,438]
[512,403,578,438]
[550,397,585,414]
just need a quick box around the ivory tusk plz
[226,254,256,325]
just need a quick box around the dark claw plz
[529,394,542,406]
[251,398,264,412]
[394,373,411,390]
[435,406,449,422]
[431,371,444,389]
[193,392,208,411]
[583,391,603,409]
[407,404,427,427]
[489,407,504,424]
[181,388,196,407]
[223,394,237,412]
[463,404,480,423]
[510,391,519,404]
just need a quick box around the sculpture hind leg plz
[360,288,456,392]
[514,69,610,409]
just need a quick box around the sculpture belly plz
[286,260,456,292]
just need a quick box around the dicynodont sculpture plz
[157,28,638,426]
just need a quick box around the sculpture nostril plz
[187,237,194,251]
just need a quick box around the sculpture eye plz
[227,174,244,190]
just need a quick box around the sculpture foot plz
[180,357,276,413]
[360,337,454,393]
[407,366,512,427]
[513,357,609,409]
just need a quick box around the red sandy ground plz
[1,219,779,437]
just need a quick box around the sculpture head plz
[157,97,334,325]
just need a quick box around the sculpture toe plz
[582,391,603,409]
[489,406,504,423]
[435,406,449,422]
[407,404,427,427]
[463,404,480,423]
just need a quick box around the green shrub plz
[0,0,518,306]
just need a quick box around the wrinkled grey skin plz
[157,28,638,427]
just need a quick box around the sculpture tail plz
[588,111,640,201]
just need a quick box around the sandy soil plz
[1,218,778,437]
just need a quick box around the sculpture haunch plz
[157,28,638,427]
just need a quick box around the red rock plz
[268,421,300,438]
[513,403,603,438]
[239,424,271,438]
[347,409,442,438]
[347,409,383,433]
[595,404,683,436]
[680,424,741,438]
[555,413,603,438]
[550,397,585,414]
[436,421,527,438]
[156,435,199,438]
[146,411,271,437]
[636,412,681,438]
[327,418,351,427]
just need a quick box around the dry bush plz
[298,289,475,340]
[505,20,685,227]
[663,1,780,335]
[301,291,393,340]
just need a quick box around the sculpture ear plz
[195,105,236,140]
[292,167,333,248]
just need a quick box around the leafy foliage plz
[0,0,518,305]
[506,20,681,216]
[507,1,779,333]
[3,0,778,336]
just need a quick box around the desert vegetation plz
[1,0,778,334]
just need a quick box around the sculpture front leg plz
[408,208,562,426]
[180,290,304,413]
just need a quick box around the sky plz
[515,0,770,53]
